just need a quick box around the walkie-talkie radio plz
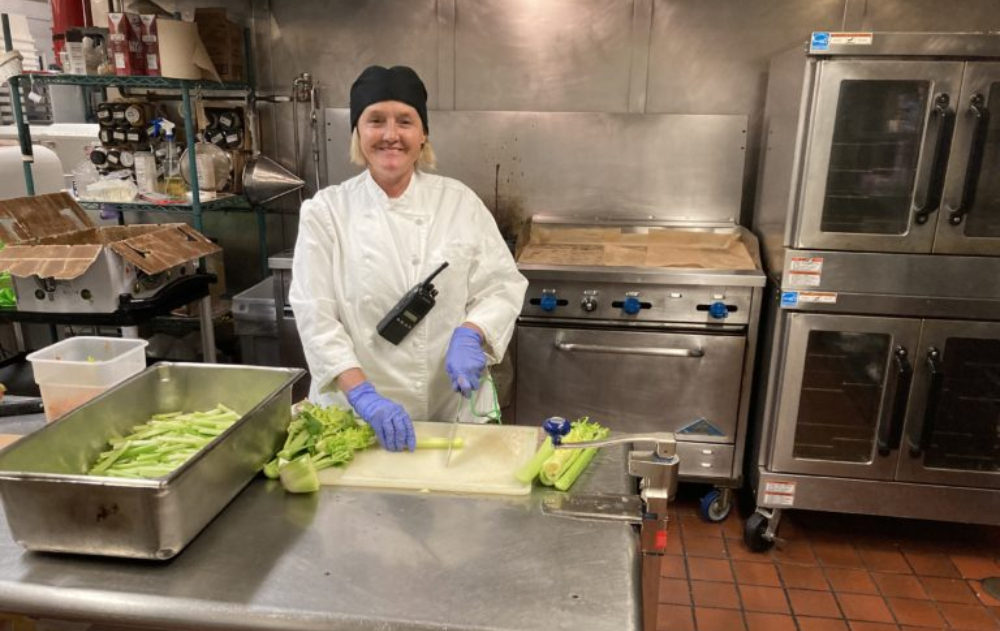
[376,262,450,345]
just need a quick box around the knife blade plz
[445,394,462,467]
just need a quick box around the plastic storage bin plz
[27,336,149,421]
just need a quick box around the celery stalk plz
[415,437,464,450]
[554,447,600,491]
[514,436,554,484]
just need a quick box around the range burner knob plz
[622,295,642,315]
[540,293,559,312]
[708,301,729,319]
[581,296,598,312]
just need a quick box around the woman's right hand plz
[346,382,416,452]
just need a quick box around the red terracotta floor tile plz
[729,541,771,562]
[655,604,694,631]
[815,542,867,569]
[859,548,912,574]
[973,580,1000,607]
[921,576,980,604]
[798,618,851,631]
[722,514,745,539]
[684,534,728,559]
[694,606,747,631]
[872,573,928,600]
[772,540,819,565]
[826,568,879,595]
[745,612,797,631]
[687,557,734,583]
[886,597,947,628]
[739,584,790,614]
[733,561,781,587]
[837,593,895,623]
[780,564,831,591]
[903,551,960,578]
[690,580,740,609]
[663,529,685,555]
[937,602,1000,630]
[950,554,1000,581]
[788,588,843,618]
[849,622,900,631]
[660,555,687,580]
[658,577,691,605]
[679,514,724,539]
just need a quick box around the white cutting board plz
[318,421,540,495]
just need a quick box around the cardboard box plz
[139,15,161,77]
[194,8,244,82]
[0,193,221,314]
[108,12,144,76]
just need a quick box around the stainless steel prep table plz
[0,414,640,631]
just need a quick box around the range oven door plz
[896,320,1000,488]
[515,324,746,440]
[935,62,1000,255]
[795,60,965,253]
[769,313,922,480]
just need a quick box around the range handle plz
[553,341,704,358]
[909,347,944,458]
[947,94,990,226]
[877,346,913,456]
[913,94,954,226]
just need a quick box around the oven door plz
[795,60,964,253]
[515,324,746,440]
[935,62,1000,255]
[769,313,922,479]
[896,320,1000,489]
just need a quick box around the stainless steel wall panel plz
[326,109,747,229]
[857,0,1000,32]
[646,0,845,116]
[454,0,636,112]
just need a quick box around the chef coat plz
[289,169,528,423]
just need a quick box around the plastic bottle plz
[160,120,187,200]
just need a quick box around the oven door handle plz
[877,345,913,457]
[554,341,705,358]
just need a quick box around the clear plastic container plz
[27,337,149,421]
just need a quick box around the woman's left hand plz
[445,326,486,398]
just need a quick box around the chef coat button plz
[363,295,371,302]
[415,218,424,226]
[414,381,423,389]
[411,257,420,266]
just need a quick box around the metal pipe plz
[309,82,321,191]
[180,84,202,233]
[2,13,35,196]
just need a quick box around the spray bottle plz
[159,119,187,200]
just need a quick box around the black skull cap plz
[350,65,428,134]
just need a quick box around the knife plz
[445,394,462,467]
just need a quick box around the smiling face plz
[357,100,427,197]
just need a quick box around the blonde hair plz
[349,128,437,171]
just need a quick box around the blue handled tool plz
[542,416,572,445]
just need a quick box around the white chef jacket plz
[289,169,528,423]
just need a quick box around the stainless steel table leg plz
[120,326,139,338]
[198,296,217,363]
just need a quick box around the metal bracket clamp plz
[544,418,680,555]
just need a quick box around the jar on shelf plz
[106,148,122,167]
[96,103,115,127]
[111,123,129,145]
[125,127,148,145]
[111,102,128,123]
[217,109,242,131]
[124,102,153,129]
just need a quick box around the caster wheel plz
[699,489,732,523]
[743,512,774,552]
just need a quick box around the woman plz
[289,65,527,452]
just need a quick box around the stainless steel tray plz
[0,362,304,560]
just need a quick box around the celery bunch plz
[514,417,609,491]
[263,402,376,493]
[88,404,241,478]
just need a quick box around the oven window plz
[822,80,929,235]
[923,337,1000,472]
[963,82,1000,239]
[792,330,890,463]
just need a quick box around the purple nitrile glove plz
[346,382,416,452]
[445,326,486,398]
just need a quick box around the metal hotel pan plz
[0,362,304,560]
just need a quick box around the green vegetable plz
[87,404,241,478]
[265,402,376,493]
[279,454,320,493]
[554,447,600,491]
[517,418,609,491]
[415,437,464,450]
[514,436,554,484]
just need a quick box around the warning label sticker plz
[829,32,874,46]
[764,481,796,507]
[788,257,823,287]
[797,291,838,304]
